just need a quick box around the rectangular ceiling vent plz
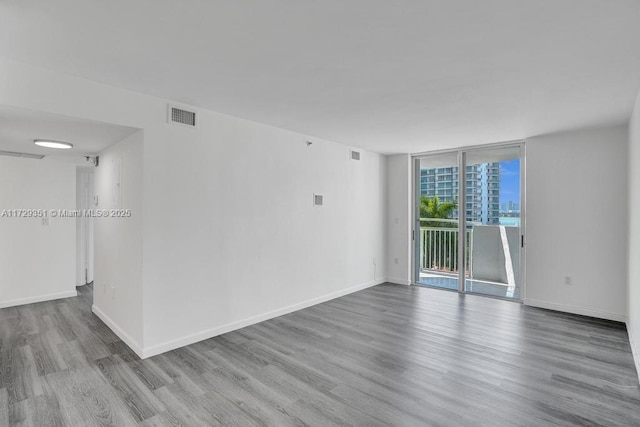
[168,104,198,128]
[0,150,44,159]
[350,150,361,161]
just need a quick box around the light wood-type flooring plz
[1,283,639,426]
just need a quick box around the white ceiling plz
[1,0,639,154]
[0,105,139,162]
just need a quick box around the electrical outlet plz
[564,276,572,286]
[394,258,399,264]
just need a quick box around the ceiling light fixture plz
[34,139,73,149]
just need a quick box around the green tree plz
[420,195,457,227]
[419,196,458,271]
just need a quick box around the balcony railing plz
[420,220,521,289]
[419,219,473,274]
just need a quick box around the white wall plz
[142,115,387,355]
[383,125,629,322]
[385,154,412,285]
[0,58,386,357]
[93,131,144,350]
[628,89,640,378]
[526,125,628,321]
[0,157,76,307]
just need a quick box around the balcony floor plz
[418,271,521,300]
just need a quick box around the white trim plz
[405,155,413,285]
[92,304,144,358]
[411,141,526,299]
[458,150,466,292]
[411,139,525,158]
[140,279,386,359]
[0,290,78,309]
[410,157,417,285]
[519,142,527,301]
[386,277,411,286]
[524,298,626,322]
[627,322,640,382]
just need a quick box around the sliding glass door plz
[413,143,524,301]
[464,145,522,299]
[414,152,461,291]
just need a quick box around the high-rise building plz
[420,163,500,224]
[501,200,520,213]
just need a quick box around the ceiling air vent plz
[350,150,361,161]
[0,150,44,159]
[168,104,198,128]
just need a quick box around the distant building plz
[501,200,520,213]
[420,163,500,224]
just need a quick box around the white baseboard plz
[92,304,144,358]
[627,322,640,383]
[523,298,626,323]
[141,279,386,359]
[0,290,78,309]
[385,277,411,286]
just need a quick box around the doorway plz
[413,143,525,301]
[76,166,94,286]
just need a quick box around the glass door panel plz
[414,153,461,291]
[464,146,522,300]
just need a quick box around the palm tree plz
[420,195,457,227]
[419,196,458,271]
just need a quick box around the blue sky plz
[499,159,520,205]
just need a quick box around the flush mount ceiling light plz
[34,139,73,149]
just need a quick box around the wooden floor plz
[1,283,639,426]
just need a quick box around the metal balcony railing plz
[419,218,473,274]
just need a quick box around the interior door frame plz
[76,166,95,286]
[411,140,526,301]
